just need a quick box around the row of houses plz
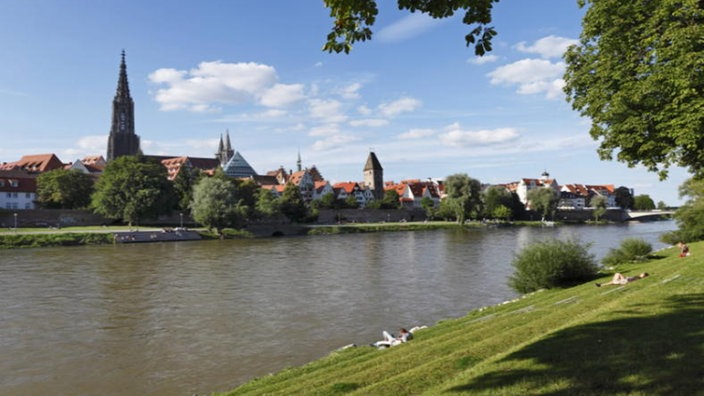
[0,153,622,213]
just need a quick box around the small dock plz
[113,228,201,243]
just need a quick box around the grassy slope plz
[220,243,704,395]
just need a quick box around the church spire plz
[115,50,131,102]
[107,50,140,161]
[297,149,302,172]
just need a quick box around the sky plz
[0,0,690,205]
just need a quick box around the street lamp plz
[179,212,184,228]
[13,212,17,230]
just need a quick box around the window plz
[0,180,4,187]
[25,193,31,198]
[25,203,31,209]
[9,180,18,187]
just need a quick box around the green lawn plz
[219,243,704,395]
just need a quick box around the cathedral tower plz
[363,151,384,200]
[107,50,141,161]
[216,130,235,167]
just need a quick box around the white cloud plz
[467,54,499,65]
[378,97,422,117]
[149,61,290,112]
[515,35,578,59]
[308,98,347,123]
[488,59,565,99]
[377,13,447,43]
[309,124,339,137]
[398,128,435,139]
[438,124,520,147]
[337,83,362,99]
[349,118,389,127]
[259,83,305,107]
[357,104,372,116]
[312,134,359,151]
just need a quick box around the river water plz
[0,221,676,395]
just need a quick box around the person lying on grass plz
[372,328,412,348]
[596,272,649,287]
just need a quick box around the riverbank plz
[0,221,515,249]
[219,242,702,395]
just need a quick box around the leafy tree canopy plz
[36,169,94,209]
[190,177,247,235]
[564,0,704,179]
[279,183,309,222]
[614,186,634,210]
[91,156,175,226]
[444,173,482,223]
[323,0,498,55]
[633,194,656,211]
[527,187,559,221]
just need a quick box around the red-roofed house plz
[0,169,37,210]
[0,153,65,173]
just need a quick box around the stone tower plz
[107,50,141,161]
[363,151,384,200]
[216,130,235,167]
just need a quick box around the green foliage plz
[36,169,94,209]
[380,189,401,209]
[444,173,482,224]
[0,232,112,249]
[602,238,653,267]
[344,195,359,209]
[564,0,704,179]
[91,156,176,226]
[614,186,634,210]
[254,188,281,219]
[483,186,522,220]
[633,194,656,211]
[420,196,436,219]
[172,165,201,211]
[509,239,598,293]
[527,188,559,220]
[665,177,704,242]
[322,0,498,55]
[279,183,309,222]
[190,177,247,235]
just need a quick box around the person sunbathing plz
[372,328,413,348]
[596,272,648,287]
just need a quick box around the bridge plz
[625,210,675,221]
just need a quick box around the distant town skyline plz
[0,1,689,204]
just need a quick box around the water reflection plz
[0,221,675,395]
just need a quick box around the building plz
[106,51,141,161]
[0,169,37,210]
[363,151,384,200]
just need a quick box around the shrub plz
[601,238,653,267]
[509,239,598,293]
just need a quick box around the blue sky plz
[0,0,689,205]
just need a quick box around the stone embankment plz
[112,229,201,243]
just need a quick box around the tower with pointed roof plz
[363,151,384,200]
[107,50,141,161]
[216,130,235,167]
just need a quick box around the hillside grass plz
[218,242,704,395]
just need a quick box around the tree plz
[279,183,308,222]
[380,189,402,209]
[36,169,94,209]
[420,196,436,219]
[344,195,359,209]
[323,0,498,55]
[614,186,634,210]
[190,177,246,236]
[633,194,656,211]
[564,0,704,179]
[172,165,201,212]
[591,195,608,221]
[255,188,281,219]
[527,187,559,221]
[91,156,175,226]
[483,186,521,220]
[666,178,704,242]
[443,173,482,224]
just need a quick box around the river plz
[0,221,676,395]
